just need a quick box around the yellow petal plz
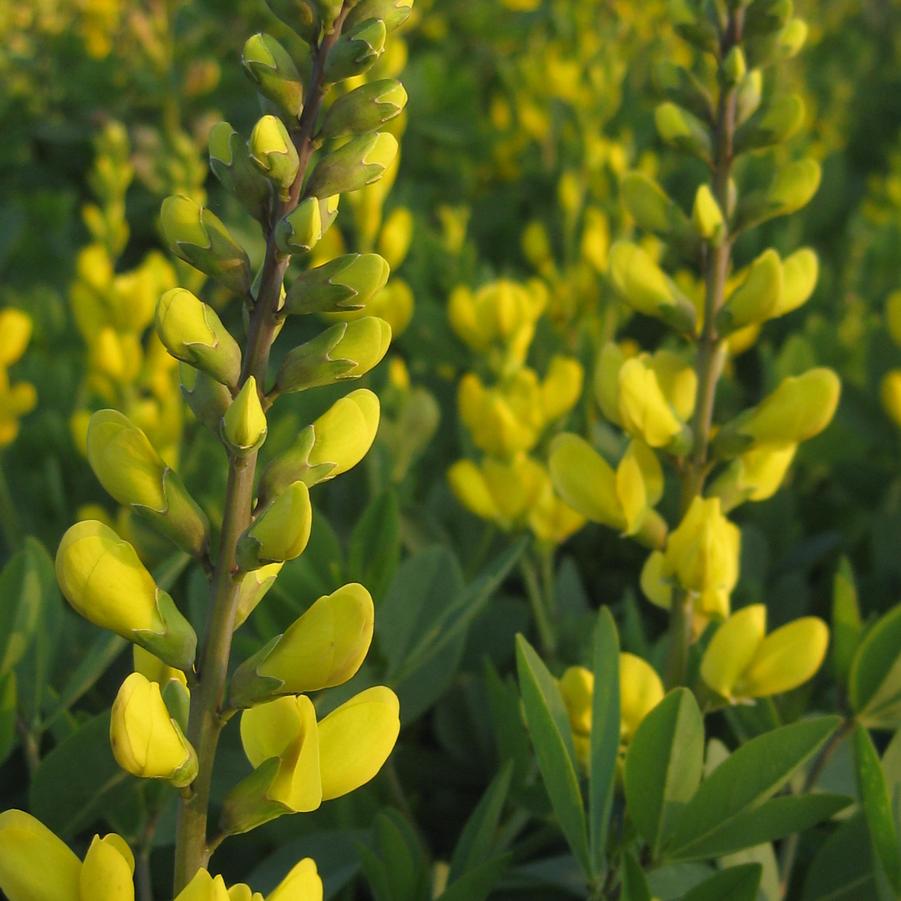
[700,605,766,699]
[559,666,593,736]
[739,617,829,697]
[174,870,231,901]
[0,809,81,901]
[619,653,664,742]
[549,433,624,530]
[80,834,135,901]
[267,858,323,901]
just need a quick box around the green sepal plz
[258,425,337,503]
[220,757,291,836]
[209,122,272,223]
[228,636,287,709]
[304,131,397,198]
[131,468,211,560]
[133,588,198,673]
[162,680,191,733]
[323,18,386,83]
[284,253,390,315]
[321,78,408,137]
[344,0,413,32]
[180,364,233,434]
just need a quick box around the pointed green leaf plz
[850,604,901,730]
[621,852,653,901]
[681,864,762,901]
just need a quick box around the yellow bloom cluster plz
[0,308,37,446]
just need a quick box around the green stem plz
[0,457,22,553]
[666,9,742,688]
[520,554,557,662]
[171,8,351,892]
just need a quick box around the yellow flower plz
[223,377,268,452]
[709,443,798,510]
[700,605,829,701]
[237,481,313,569]
[173,860,322,901]
[0,309,32,366]
[617,356,687,449]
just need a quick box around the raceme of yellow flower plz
[110,672,198,786]
[0,809,135,901]
[55,520,197,670]
[700,604,829,701]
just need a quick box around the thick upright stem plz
[666,10,742,687]
[172,9,350,891]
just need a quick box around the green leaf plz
[832,556,862,685]
[681,864,761,901]
[484,661,533,790]
[801,814,879,901]
[449,761,513,882]
[665,716,841,858]
[849,604,901,729]
[853,725,901,892]
[588,607,620,875]
[0,671,16,766]
[347,489,400,599]
[624,687,704,858]
[515,634,591,877]
[621,852,653,901]
[667,793,850,860]
[29,711,131,838]
[358,810,430,901]
[0,537,56,675]
[439,855,511,901]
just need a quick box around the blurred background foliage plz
[1,0,901,897]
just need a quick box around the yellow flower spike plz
[133,644,188,688]
[549,434,624,532]
[317,686,400,800]
[307,389,381,477]
[155,288,242,388]
[86,409,209,557]
[56,520,197,669]
[718,249,783,332]
[237,481,312,570]
[0,809,81,901]
[80,834,136,901]
[175,869,231,901]
[0,308,32,366]
[541,356,584,422]
[738,616,829,698]
[700,604,767,700]
[618,356,686,449]
[223,376,268,453]
[231,583,374,707]
[619,653,665,744]
[110,672,198,786]
[267,858,323,901]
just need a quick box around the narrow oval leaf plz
[849,605,901,729]
[624,687,704,858]
[681,864,762,901]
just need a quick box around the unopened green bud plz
[718,249,783,332]
[264,0,319,43]
[237,481,312,570]
[249,115,300,198]
[275,317,391,394]
[160,195,251,295]
[621,172,695,250]
[736,159,821,231]
[223,376,268,453]
[345,0,413,32]
[655,102,712,162]
[276,197,321,254]
[692,184,725,244]
[259,389,380,499]
[56,521,196,670]
[209,122,272,223]
[736,69,764,126]
[321,79,407,138]
[180,363,233,434]
[242,33,303,118]
[87,410,209,556]
[305,131,397,198]
[324,18,386,83]
[284,253,390,315]
[735,94,805,154]
[608,242,697,333]
[156,288,242,388]
[722,47,747,85]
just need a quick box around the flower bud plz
[87,410,209,556]
[608,242,696,333]
[735,93,805,154]
[284,253,390,315]
[324,18,387,82]
[317,686,400,800]
[268,859,322,901]
[260,389,380,498]
[156,288,242,388]
[235,562,284,628]
[715,368,840,454]
[223,376,268,453]
[772,248,818,317]
[701,604,828,700]
[264,0,319,43]
[236,481,312,570]
[717,249,783,332]
[209,122,274,223]
[692,184,725,244]
[230,583,374,707]
[654,102,712,162]
[160,195,251,295]
[305,132,398,199]
[249,115,300,198]
[275,317,391,394]
[80,833,136,901]
[180,363,233,433]
[736,69,763,126]
[737,159,821,230]
[0,810,81,901]
[709,442,797,510]
[56,520,197,669]
[322,79,408,138]
[618,356,688,450]
[722,46,747,85]
[174,869,231,901]
[242,33,303,118]
[276,196,332,255]
[345,0,414,31]
[110,672,198,786]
